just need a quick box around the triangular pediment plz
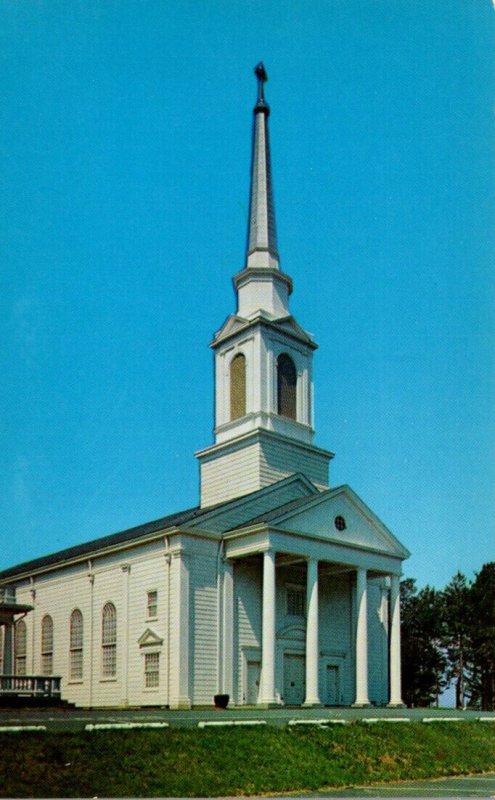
[211,313,316,350]
[262,485,410,559]
[269,315,316,347]
[212,314,250,346]
[138,628,164,648]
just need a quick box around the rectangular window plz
[102,645,117,678]
[287,585,305,617]
[144,652,160,688]
[15,656,26,676]
[70,650,83,681]
[147,590,158,618]
[41,653,53,675]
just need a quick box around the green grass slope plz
[1,722,494,797]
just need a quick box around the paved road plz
[0,705,494,731]
[262,773,495,798]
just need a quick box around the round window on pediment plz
[334,515,346,531]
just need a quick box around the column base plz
[387,701,406,708]
[352,702,371,708]
[303,701,323,708]
[256,702,280,709]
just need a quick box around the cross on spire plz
[254,62,268,108]
[246,62,279,268]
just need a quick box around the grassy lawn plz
[1,722,494,797]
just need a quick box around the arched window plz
[41,615,54,675]
[230,353,246,420]
[15,620,27,676]
[101,602,117,678]
[70,609,83,681]
[277,353,297,420]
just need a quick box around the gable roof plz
[0,505,199,581]
[0,473,318,582]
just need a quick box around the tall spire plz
[246,62,279,270]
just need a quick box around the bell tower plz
[196,64,333,508]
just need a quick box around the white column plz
[88,570,95,708]
[169,552,191,709]
[388,574,404,707]
[353,567,370,706]
[222,559,234,702]
[259,549,276,705]
[120,563,130,707]
[304,557,321,705]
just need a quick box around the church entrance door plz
[326,665,340,705]
[246,660,260,705]
[284,653,305,705]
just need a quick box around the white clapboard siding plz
[235,561,262,705]
[190,546,218,705]
[201,437,329,508]
[319,574,353,705]
[260,438,329,490]
[126,556,169,707]
[200,443,262,507]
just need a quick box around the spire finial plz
[254,62,268,110]
[245,61,278,270]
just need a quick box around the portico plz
[223,484,407,708]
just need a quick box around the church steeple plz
[234,63,292,320]
[246,63,279,271]
[196,64,333,508]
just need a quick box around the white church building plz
[0,64,409,709]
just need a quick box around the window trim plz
[146,590,158,620]
[286,583,305,617]
[276,353,297,420]
[143,651,160,690]
[101,602,117,679]
[41,614,54,676]
[230,352,247,421]
[14,620,27,676]
[69,608,84,682]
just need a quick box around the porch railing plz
[0,675,61,698]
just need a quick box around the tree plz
[441,571,472,709]
[400,578,447,707]
[469,563,495,711]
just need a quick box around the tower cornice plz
[210,312,318,351]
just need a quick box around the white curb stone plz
[85,722,169,731]
[0,725,47,733]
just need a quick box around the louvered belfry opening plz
[277,353,297,420]
[230,353,246,420]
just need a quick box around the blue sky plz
[1,0,494,589]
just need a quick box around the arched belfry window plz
[277,353,297,420]
[230,353,246,420]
